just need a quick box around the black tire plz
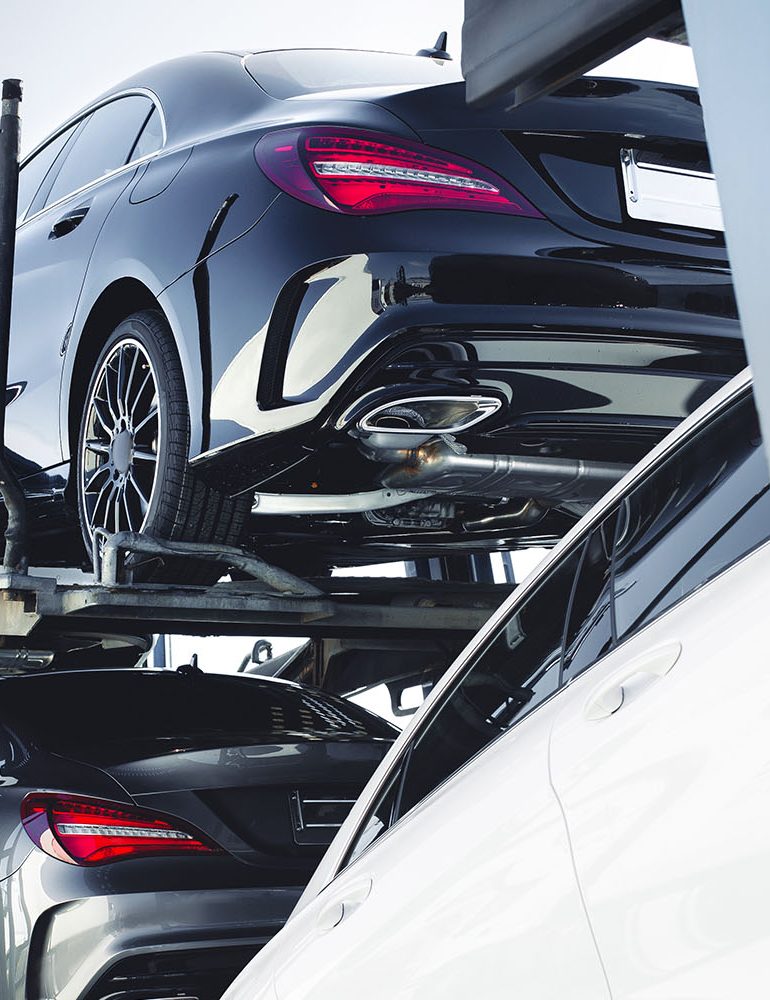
[76,309,249,583]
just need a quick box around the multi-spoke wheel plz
[80,338,160,538]
[76,309,250,583]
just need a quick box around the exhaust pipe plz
[383,440,630,505]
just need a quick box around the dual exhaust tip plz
[353,394,502,449]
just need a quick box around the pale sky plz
[2,0,466,153]
[1,0,696,155]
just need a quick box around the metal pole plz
[682,0,770,472]
[0,79,27,574]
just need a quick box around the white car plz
[222,367,770,999]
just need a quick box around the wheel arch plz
[66,278,165,467]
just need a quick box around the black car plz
[9,47,743,575]
[0,667,396,1000]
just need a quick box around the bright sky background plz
[1,0,696,154]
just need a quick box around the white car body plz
[223,368,770,999]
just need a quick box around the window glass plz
[346,767,401,867]
[44,95,154,207]
[562,511,618,681]
[246,50,462,99]
[613,390,770,640]
[16,125,76,221]
[342,546,582,866]
[0,670,395,767]
[130,105,163,160]
[399,546,583,814]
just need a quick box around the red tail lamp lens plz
[21,793,221,866]
[256,127,543,217]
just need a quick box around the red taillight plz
[255,126,543,218]
[21,793,221,866]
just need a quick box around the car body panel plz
[196,207,738,459]
[549,540,770,997]
[0,849,301,1000]
[11,166,137,475]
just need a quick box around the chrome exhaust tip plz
[358,395,502,436]
[350,394,502,453]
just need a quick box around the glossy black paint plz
[0,668,395,1000]
[6,50,743,565]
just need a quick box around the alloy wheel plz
[80,337,162,542]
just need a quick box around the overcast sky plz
[2,0,696,155]
[2,0,466,153]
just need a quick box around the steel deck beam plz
[0,572,510,641]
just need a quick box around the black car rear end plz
[0,669,395,1000]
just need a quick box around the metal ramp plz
[0,531,510,660]
[0,571,508,641]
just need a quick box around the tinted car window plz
[352,544,583,861]
[43,95,154,207]
[246,50,462,99]
[346,766,402,866]
[130,105,163,160]
[562,511,618,681]
[16,125,77,221]
[613,390,770,640]
[0,671,395,766]
[343,547,582,866]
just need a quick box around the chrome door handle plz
[584,642,682,721]
[48,205,90,239]
[316,876,373,932]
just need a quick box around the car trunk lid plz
[372,77,724,255]
[1,669,395,878]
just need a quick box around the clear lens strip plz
[313,160,499,193]
[57,823,193,839]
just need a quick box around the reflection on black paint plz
[193,194,239,453]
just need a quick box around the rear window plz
[245,49,462,99]
[0,670,395,763]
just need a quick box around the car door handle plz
[48,205,90,239]
[584,642,682,721]
[315,876,373,932]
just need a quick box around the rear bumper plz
[169,196,740,477]
[3,851,301,1000]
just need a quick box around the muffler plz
[382,439,630,504]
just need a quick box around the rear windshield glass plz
[245,50,463,99]
[0,670,395,761]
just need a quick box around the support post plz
[0,79,27,574]
[682,0,770,470]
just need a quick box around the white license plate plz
[620,148,724,232]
